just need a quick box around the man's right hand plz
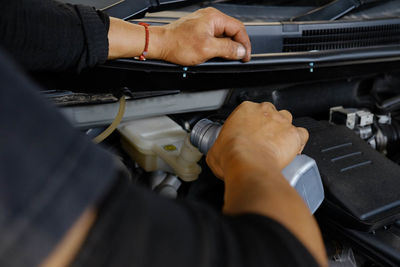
[205,101,327,267]
[206,101,308,180]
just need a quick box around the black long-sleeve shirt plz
[0,0,109,71]
[0,1,320,266]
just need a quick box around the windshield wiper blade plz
[291,0,380,21]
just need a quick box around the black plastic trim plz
[103,45,400,74]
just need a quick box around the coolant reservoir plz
[118,116,203,181]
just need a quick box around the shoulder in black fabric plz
[0,0,109,72]
[0,48,117,266]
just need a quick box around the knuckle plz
[260,102,276,110]
[202,7,217,15]
[298,127,310,141]
[236,21,246,30]
[288,126,300,138]
[279,109,293,118]
[239,101,254,109]
[197,44,210,57]
[270,112,283,121]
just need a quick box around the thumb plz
[210,37,247,60]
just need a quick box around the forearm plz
[223,159,327,267]
[41,208,96,267]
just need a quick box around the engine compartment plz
[42,68,400,266]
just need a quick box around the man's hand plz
[205,101,327,267]
[206,101,308,180]
[108,8,251,65]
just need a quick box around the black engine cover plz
[296,118,400,231]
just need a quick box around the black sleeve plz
[71,177,320,267]
[0,0,110,72]
[0,46,319,267]
[0,49,117,266]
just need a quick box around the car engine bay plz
[38,70,400,266]
[33,1,400,266]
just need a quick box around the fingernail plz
[237,45,246,59]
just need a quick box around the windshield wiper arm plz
[291,0,380,21]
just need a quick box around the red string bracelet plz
[138,22,149,61]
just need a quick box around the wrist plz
[147,26,167,60]
[214,136,281,180]
[224,154,282,185]
[222,162,292,216]
[108,18,168,61]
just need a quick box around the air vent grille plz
[283,24,400,52]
